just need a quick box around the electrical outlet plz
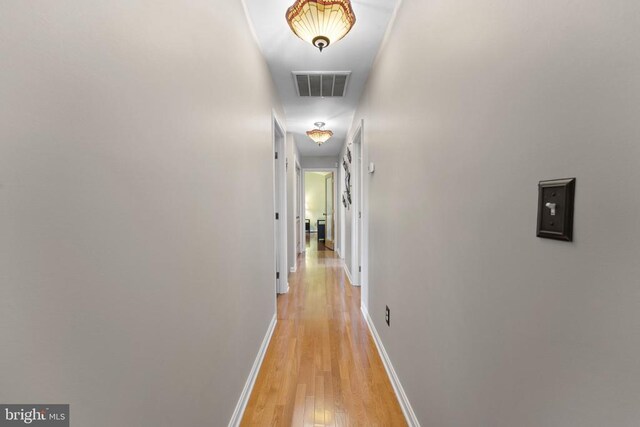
[385,305,390,326]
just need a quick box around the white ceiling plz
[243,0,398,157]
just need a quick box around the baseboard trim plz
[343,263,357,286]
[361,305,420,427]
[277,282,289,295]
[228,314,277,427]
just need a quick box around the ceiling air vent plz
[293,72,351,97]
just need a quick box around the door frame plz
[301,167,338,251]
[324,171,336,251]
[272,112,288,294]
[296,163,303,255]
[351,120,369,309]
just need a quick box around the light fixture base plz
[312,36,330,52]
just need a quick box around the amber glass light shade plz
[286,0,356,52]
[306,122,333,145]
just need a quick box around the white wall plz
[352,0,640,425]
[300,156,339,169]
[339,142,355,284]
[339,126,366,293]
[336,154,346,258]
[0,1,282,425]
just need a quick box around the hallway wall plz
[340,143,355,285]
[352,0,640,425]
[337,152,347,261]
[0,1,282,426]
[299,156,339,169]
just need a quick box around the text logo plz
[0,405,68,426]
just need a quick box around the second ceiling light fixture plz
[306,122,333,146]
[285,0,357,52]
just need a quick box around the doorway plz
[296,164,302,256]
[324,172,335,250]
[353,128,362,286]
[273,114,287,294]
[302,169,337,252]
[351,121,368,307]
[339,121,368,307]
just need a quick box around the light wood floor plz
[241,236,407,426]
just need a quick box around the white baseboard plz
[343,263,359,287]
[228,314,277,427]
[277,282,289,294]
[361,306,420,427]
[343,263,356,286]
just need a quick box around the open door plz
[324,172,335,250]
[296,166,302,255]
[273,115,286,294]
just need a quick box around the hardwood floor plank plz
[314,375,325,426]
[241,236,406,426]
[323,371,336,427]
[304,396,315,427]
[291,384,306,427]
[335,411,349,427]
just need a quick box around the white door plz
[353,131,362,285]
[296,166,302,254]
[324,172,335,250]
[273,117,286,293]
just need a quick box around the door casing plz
[272,113,288,294]
[301,167,338,251]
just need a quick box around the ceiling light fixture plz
[306,122,333,145]
[285,0,356,52]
